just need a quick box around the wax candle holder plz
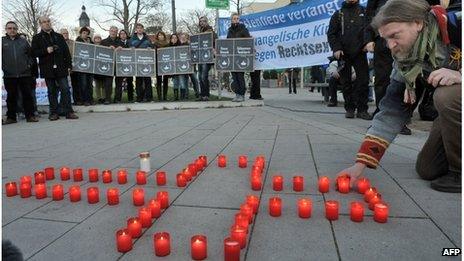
[20,176,32,186]
[373,203,389,223]
[368,194,383,211]
[5,182,18,197]
[20,183,32,198]
[325,200,339,221]
[35,183,47,199]
[191,235,207,260]
[154,232,171,257]
[156,171,167,186]
[87,187,99,204]
[293,176,304,192]
[272,175,283,191]
[139,207,152,228]
[69,185,81,202]
[298,198,312,218]
[116,229,133,253]
[318,176,330,193]
[240,203,254,224]
[60,167,71,181]
[230,225,247,249]
[73,168,83,182]
[157,191,169,209]
[246,195,260,214]
[117,169,128,184]
[136,170,147,185]
[269,197,282,217]
[199,155,207,169]
[356,178,370,194]
[350,201,364,222]
[364,187,377,202]
[127,217,142,238]
[176,174,187,187]
[107,188,119,205]
[188,164,198,176]
[52,184,64,201]
[218,155,227,168]
[337,177,350,194]
[148,198,161,218]
[182,168,193,181]
[88,168,99,182]
[44,167,55,180]
[102,169,112,183]
[251,177,262,191]
[224,237,240,261]
[234,213,249,231]
[139,152,151,172]
[133,188,145,206]
[34,171,46,184]
[238,155,247,168]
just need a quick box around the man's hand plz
[363,42,375,53]
[427,68,462,87]
[110,46,116,50]
[116,46,123,50]
[334,50,344,60]
[336,163,367,187]
[47,46,54,53]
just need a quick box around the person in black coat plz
[75,27,94,106]
[101,26,123,104]
[31,16,78,120]
[114,29,134,103]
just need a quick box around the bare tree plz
[143,2,171,34]
[3,0,57,40]
[177,8,216,35]
[230,0,256,15]
[93,0,162,35]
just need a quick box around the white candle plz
[139,152,151,172]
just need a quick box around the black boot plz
[180,89,187,100]
[174,89,179,101]
[430,172,461,193]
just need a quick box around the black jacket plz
[31,30,72,78]
[227,23,250,39]
[327,2,368,57]
[75,36,93,44]
[101,36,123,48]
[2,35,33,78]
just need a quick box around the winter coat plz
[129,33,152,49]
[31,30,72,78]
[2,35,33,78]
[227,23,251,39]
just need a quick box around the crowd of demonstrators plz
[115,29,134,103]
[153,31,170,101]
[130,23,153,103]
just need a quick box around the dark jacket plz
[101,36,123,48]
[364,0,389,43]
[2,35,33,78]
[227,23,251,39]
[327,2,368,57]
[129,33,152,48]
[120,39,130,48]
[201,24,218,45]
[31,29,72,78]
[75,36,93,44]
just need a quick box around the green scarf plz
[396,13,440,90]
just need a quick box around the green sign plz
[206,0,229,10]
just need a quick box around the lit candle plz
[138,207,152,228]
[148,198,161,218]
[176,174,187,187]
[133,188,145,206]
[368,194,383,210]
[218,154,227,168]
[240,203,253,224]
[136,170,147,185]
[251,165,262,174]
[107,188,119,205]
[373,203,389,223]
[272,175,283,191]
[34,171,46,184]
[156,171,167,186]
[102,169,112,183]
[195,159,204,172]
[337,177,350,194]
[87,187,99,204]
[251,176,262,191]
[318,176,330,193]
[224,237,240,261]
[182,168,193,182]
[364,187,378,203]
[52,184,64,200]
[153,232,171,257]
[117,169,128,184]
[44,167,55,180]
[199,155,207,169]
[350,201,364,222]
[293,176,304,192]
[20,183,32,198]
[238,155,247,168]
[230,225,247,249]
[88,168,99,182]
[5,182,18,197]
[188,164,198,176]
[20,176,32,186]
[35,183,47,199]
[255,155,265,168]
[69,185,81,202]
[234,213,249,231]
[297,198,312,218]
[269,197,282,217]
[246,195,260,214]
[116,229,132,253]
[127,217,142,238]
[139,152,151,172]
[191,235,207,260]
[60,167,71,180]
[356,178,371,194]
[157,191,169,209]
[72,168,83,182]
[325,200,339,221]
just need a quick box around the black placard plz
[215,38,254,72]
[72,42,115,76]
[115,49,156,77]
[190,32,214,64]
[115,49,136,77]
[157,46,193,75]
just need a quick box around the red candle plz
[246,195,259,214]
[230,225,247,249]
[251,165,262,174]
[52,184,64,200]
[293,176,304,192]
[60,167,71,180]
[218,154,227,168]
[72,168,83,182]
[240,203,253,224]
[191,235,207,260]
[238,155,247,168]
[35,183,47,199]
[69,185,81,202]
[148,198,161,218]
[133,188,145,206]
[234,213,249,231]
[20,176,32,186]
[183,168,193,181]
[297,198,312,218]
[373,203,389,223]
[107,188,119,205]
[272,175,283,191]
[117,169,128,184]
[195,159,204,172]
[139,207,152,228]
[20,183,32,198]
[269,197,282,217]
[154,232,171,257]
[337,173,351,183]
[102,169,112,183]
[176,174,187,187]
[34,171,46,184]
[127,217,142,238]
[224,237,240,261]
[356,178,371,194]
[44,167,55,180]
[364,187,378,202]
[199,155,207,168]
[116,229,132,253]
[188,164,198,176]
[368,194,383,210]
[157,191,169,209]
[156,171,167,186]
[88,168,99,182]
[325,200,339,221]
[136,170,147,185]
[5,182,18,197]
[318,176,330,193]
[350,201,364,222]
[251,177,262,191]
[87,187,99,204]
[337,177,350,194]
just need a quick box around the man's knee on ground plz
[416,152,441,181]
[433,84,461,113]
